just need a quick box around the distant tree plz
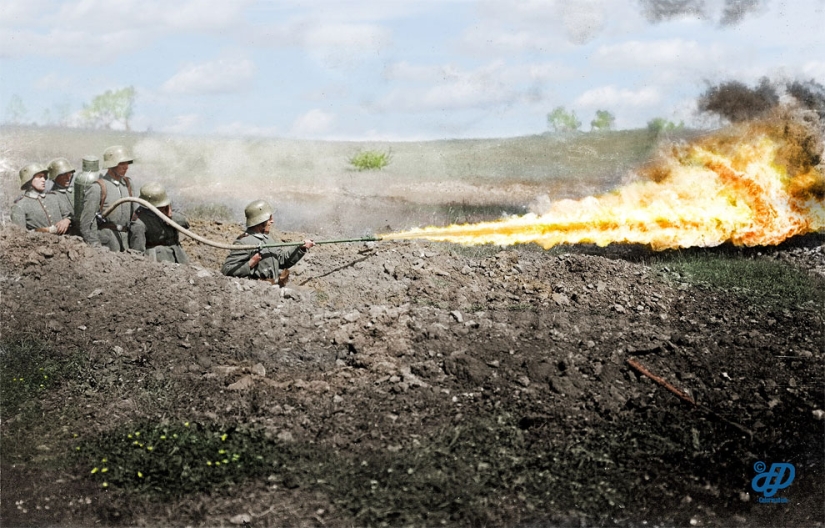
[547,106,581,133]
[80,86,136,130]
[590,109,615,131]
[647,117,684,136]
[4,95,28,124]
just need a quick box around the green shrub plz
[348,149,392,171]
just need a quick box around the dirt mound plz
[1,226,823,527]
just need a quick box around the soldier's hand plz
[55,218,71,235]
[302,239,315,250]
[249,252,263,268]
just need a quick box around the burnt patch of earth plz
[1,224,823,527]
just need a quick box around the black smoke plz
[698,77,779,123]
[786,80,825,121]
[698,78,825,124]
[638,0,767,26]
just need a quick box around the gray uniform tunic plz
[49,184,78,235]
[221,232,306,280]
[129,208,190,264]
[79,173,135,252]
[11,190,68,232]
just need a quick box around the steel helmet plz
[19,163,48,189]
[244,200,274,228]
[81,156,100,172]
[139,182,171,208]
[47,158,76,180]
[103,145,134,169]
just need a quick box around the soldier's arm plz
[56,194,73,221]
[79,184,101,246]
[10,204,27,229]
[129,219,147,252]
[221,247,255,277]
[277,246,307,269]
[171,211,190,230]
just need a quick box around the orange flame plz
[382,123,825,250]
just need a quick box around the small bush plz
[348,149,392,171]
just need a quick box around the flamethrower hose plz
[100,197,382,250]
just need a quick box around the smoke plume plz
[638,0,767,26]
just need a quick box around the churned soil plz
[1,223,823,527]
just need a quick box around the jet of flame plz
[381,120,825,250]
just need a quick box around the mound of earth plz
[1,224,823,527]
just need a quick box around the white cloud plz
[592,39,712,70]
[161,58,256,95]
[290,109,335,137]
[574,85,661,108]
[0,0,250,62]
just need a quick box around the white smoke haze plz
[0,124,662,236]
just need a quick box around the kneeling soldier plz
[129,182,190,264]
[221,200,314,283]
[11,163,71,234]
[47,157,78,235]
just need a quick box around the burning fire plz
[382,120,825,250]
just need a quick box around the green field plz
[1,126,674,236]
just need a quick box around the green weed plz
[0,340,82,413]
[348,149,392,171]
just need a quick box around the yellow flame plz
[382,127,825,250]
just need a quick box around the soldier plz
[11,163,72,234]
[79,145,136,251]
[129,182,190,264]
[221,200,314,284]
[47,158,78,235]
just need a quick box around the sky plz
[0,0,823,140]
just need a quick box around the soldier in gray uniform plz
[79,145,136,251]
[221,200,314,283]
[129,182,190,264]
[11,163,72,234]
[47,158,78,235]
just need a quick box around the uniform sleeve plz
[54,193,73,221]
[129,218,147,252]
[10,203,27,229]
[171,211,190,230]
[80,184,101,246]
[277,246,307,269]
[221,243,254,277]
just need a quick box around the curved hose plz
[101,197,381,251]
[101,197,273,251]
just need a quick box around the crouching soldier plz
[221,200,314,284]
[47,158,78,236]
[79,145,135,251]
[11,163,72,234]
[129,182,190,264]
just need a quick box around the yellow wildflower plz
[91,467,99,474]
